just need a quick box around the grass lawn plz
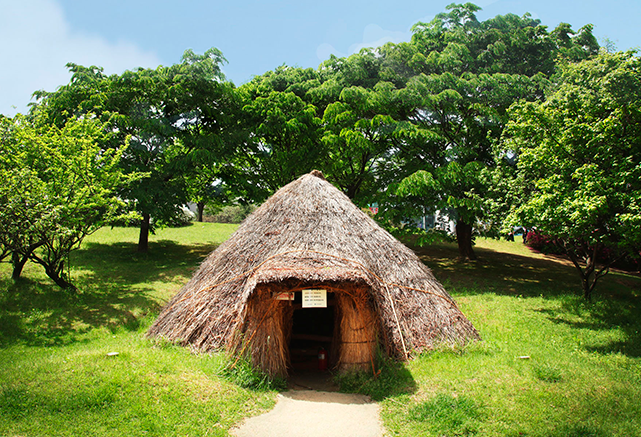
[378,239,641,437]
[1,225,640,436]
[0,223,276,437]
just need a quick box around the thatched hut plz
[148,171,479,377]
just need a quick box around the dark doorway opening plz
[288,291,335,372]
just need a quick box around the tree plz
[185,164,233,222]
[503,51,641,299]
[394,3,598,260]
[237,49,418,206]
[321,81,404,202]
[397,71,541,259]
[308,49,420,204]
[0,114,130,289]
[238,68,324,199]
[33,48,233,252]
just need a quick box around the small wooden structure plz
[148,171,479,377]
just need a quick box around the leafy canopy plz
[504,51,641,299]
[0,113,131,289]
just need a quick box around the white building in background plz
[186,202,199,215]
[368,202,456,235]
[412,210,456,234]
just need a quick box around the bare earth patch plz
[231,390,383,437]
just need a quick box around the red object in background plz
[318,347,328,371]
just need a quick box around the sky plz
[1,0,639,116]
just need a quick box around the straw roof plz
[148,170,480,358]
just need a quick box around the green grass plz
[1,227,640,436]
[377,238,641,436]
[0,223,277,437]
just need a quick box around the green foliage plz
[165,206,195,227]
[206,204,257,224]
[385,3,601,260]
[321,81,405,201]
[334,349,416,401]
[386,225,455,247]
[410,3,596,76]
[219,356,287,391]
[504,51,641,299]
[236,68,324,199]
[32,48,236,252]
[0,114,131,289]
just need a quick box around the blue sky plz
[1,0,639,116]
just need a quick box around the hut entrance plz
[289,291,335,372]
[245,281,378,377]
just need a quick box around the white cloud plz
[316,43,345,62]
[316,23,411,62]
[0,0,161,116]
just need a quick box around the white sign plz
[302,289,327,308]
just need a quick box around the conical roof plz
[148,170,479,357]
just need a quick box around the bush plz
[387,226,456,247]
[206,205,256,224]
[108,205,195,228]
[218,356,286,391]
[333,349,415,401]
[524,230,564,255]
[166,206,195,227]
[525,230,640,272]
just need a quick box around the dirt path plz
[230,390,384,437]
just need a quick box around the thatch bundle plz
[148,170,479,376]
[242,285,293,377]
[335,285,378,372]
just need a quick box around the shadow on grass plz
[73,239,218,285]
[536,295,641,358]
[411,241,641,359]
[0,275,159,348]
[0,239,220,348]
[413,242,579,298]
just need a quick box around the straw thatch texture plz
[335,285,378,372]
[242,285,292,378]
[148,170,480,366]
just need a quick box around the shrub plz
[206,205,257,224]
[388,226,456,247]
[166,206,195,227]
[524,230,564,255]
[525,230,640,272]
[218,356,286,391]
[108,205,195,228]
[333,349,415,401]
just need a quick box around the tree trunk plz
[575,256,597,301]
[11,252,29,280]
[566,244,613,301]
[138,213,150,253]
[44,265,76,291]
[197,202,205,222]
[346,185,357,199]
[456,220,477,261]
